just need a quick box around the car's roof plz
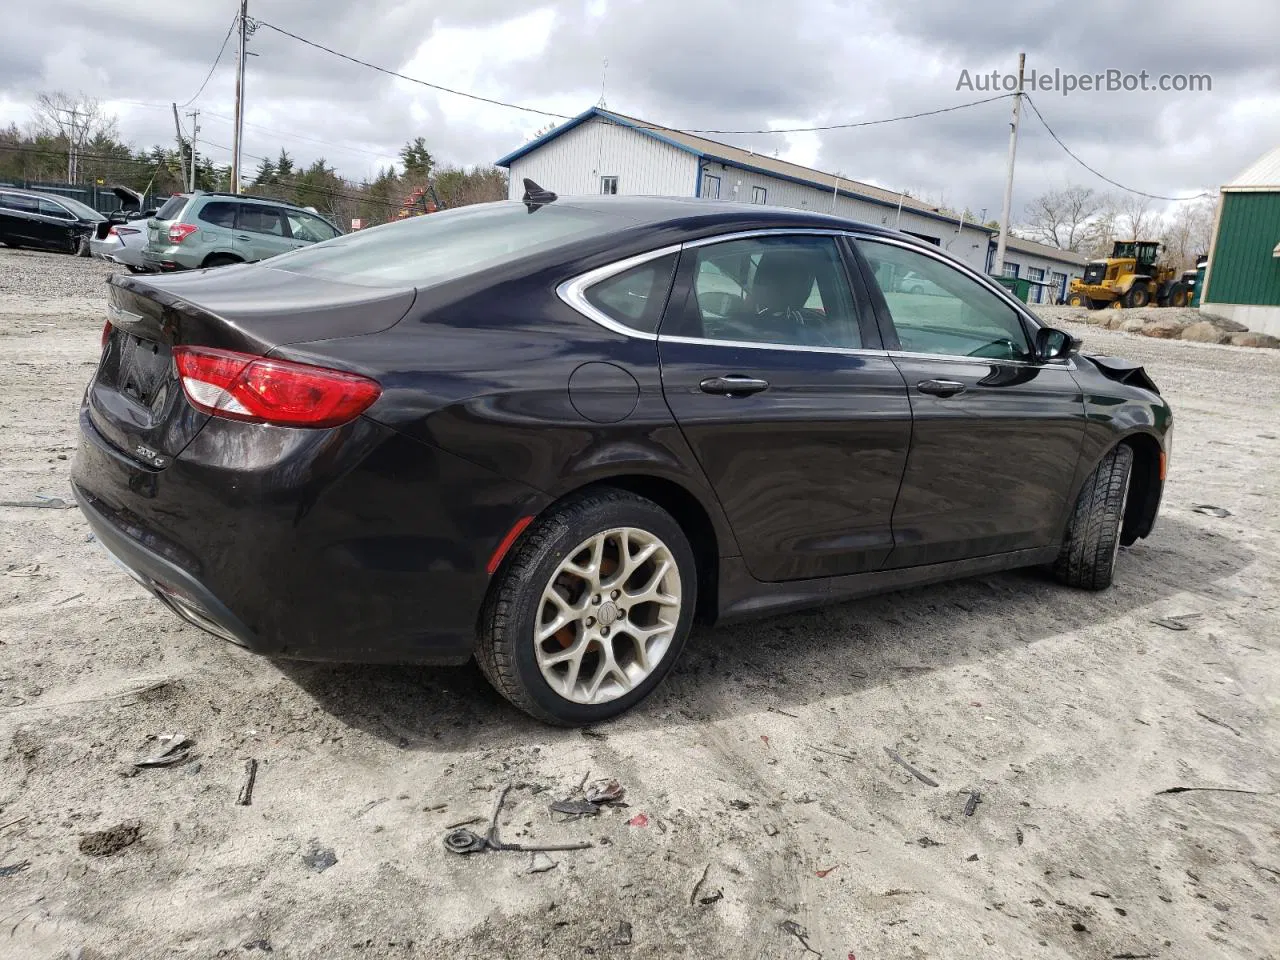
[548,194,902,238]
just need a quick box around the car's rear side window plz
[197,201,237,228]
[583,254,678,334]
[154,195,188,222]
[269,201,620,288]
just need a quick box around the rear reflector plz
[172,346,381,428]
[486,516,535,575]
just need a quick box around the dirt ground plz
[1,246,1277,960]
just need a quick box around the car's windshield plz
[44,194,104,221]
[268,201,622,288]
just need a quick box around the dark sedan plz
[71,188,1172,724]
[0,187,106,254]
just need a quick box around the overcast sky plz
[1,0,1276,221]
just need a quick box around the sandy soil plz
[1,247,1277,960]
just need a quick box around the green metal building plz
[1201,145,1280,336]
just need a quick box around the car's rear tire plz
[477,488,697,725]
[1052,444,1134,590]
[1066,291,1088,308]
[202,254,242,269]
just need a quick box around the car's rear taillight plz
[107,225,118,237]
[172,346,381,428]
[101,320,112,350]
[168,223,198,243]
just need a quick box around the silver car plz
[90,219,151,271]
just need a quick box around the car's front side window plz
[38,198,73,219]
[856,239,1032,361]
[676,235,861,349]
[286,211,339,243]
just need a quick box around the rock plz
[1230,331,1280,349]
[1180,321,1228,344]
[79,821,142,856]
[1200,312,1248,332]
[1120,317,1147,333]
[1139,319,1186,339]
[1104,313,1128,330]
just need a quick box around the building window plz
[600,176,618,195]
[1027,266,1045,304]
[752,186,767,204]
[701,173,721,199]
[1002,262,1020,278]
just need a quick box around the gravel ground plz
[1,247,1278,960]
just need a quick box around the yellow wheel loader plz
[1067,241,1189,310]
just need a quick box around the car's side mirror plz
[1035,326,1080,362]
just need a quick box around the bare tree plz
[1117,194,1155,241]
[1160,197,1216,271]
[30,91,119,181]
[1020,185,1106,250]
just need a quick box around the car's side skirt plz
[715,545,1061,623]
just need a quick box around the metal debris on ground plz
[0,497,73,509]
[1195,710,1242,737]
[964,789,982,817]
[583,779,625,805]
[1016,827,1024,846]
[612,921,633,946]
[527,852,557,874]
[0,860,31,877]
[301,842,337,872]
[237,759,259,806]
[966,854,980,862]
[626,813,649,828]
[690,862,711,905]
[134,733,191,768]
[698,890,723,905]
[444,783,593,856]
[816,865,838,878]
[1156,786,1270,797]
[883,746,940,787]
[811,744,858,762]
[764,824,779,837]
[53,592,84,606]
[444,816,483,829]
[780,919,821,957]
[0,816,29,834]
[767,705,799,718]
[1151,613,1203,631]
[1191,504,1232,518]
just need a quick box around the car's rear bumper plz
[71,401,550,664]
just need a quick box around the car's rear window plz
[268,201,622,288]
[154,195,188,222]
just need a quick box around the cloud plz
[0,0,1275,223]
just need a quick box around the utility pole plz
[231,0,249,194]
[186,110,200,191]
[64,107,83,182]
[993,52,1025,277]
[172,103,188,189]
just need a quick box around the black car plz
[71,190,1172,724]
[0,187,106,254]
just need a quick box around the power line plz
[179,10,240,108]
[680,94,1015,135]
[1023,94,1210,202]
[252,19,574,121]
[199,109,398,163]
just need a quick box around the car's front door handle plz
[235,234,251,241]
[699,375,770,397]
[916,379,967,398]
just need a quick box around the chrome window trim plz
[556,242,684,341]
[887,349,1076,371]
[661,334,888,358]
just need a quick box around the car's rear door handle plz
[699,375,770,397]
[916,379,967,398]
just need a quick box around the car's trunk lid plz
[89,267,416,468]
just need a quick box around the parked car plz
[0,187,105,254]
[72,190,1172,725]
[144,191,342,271]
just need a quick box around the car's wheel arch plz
[1069,428,1165,546]
[201,251,244,268]
[498,469,731,626]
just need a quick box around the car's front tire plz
[1052,444,1134,590]
[477,489,697,725]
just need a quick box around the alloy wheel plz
[534,527,682,704]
